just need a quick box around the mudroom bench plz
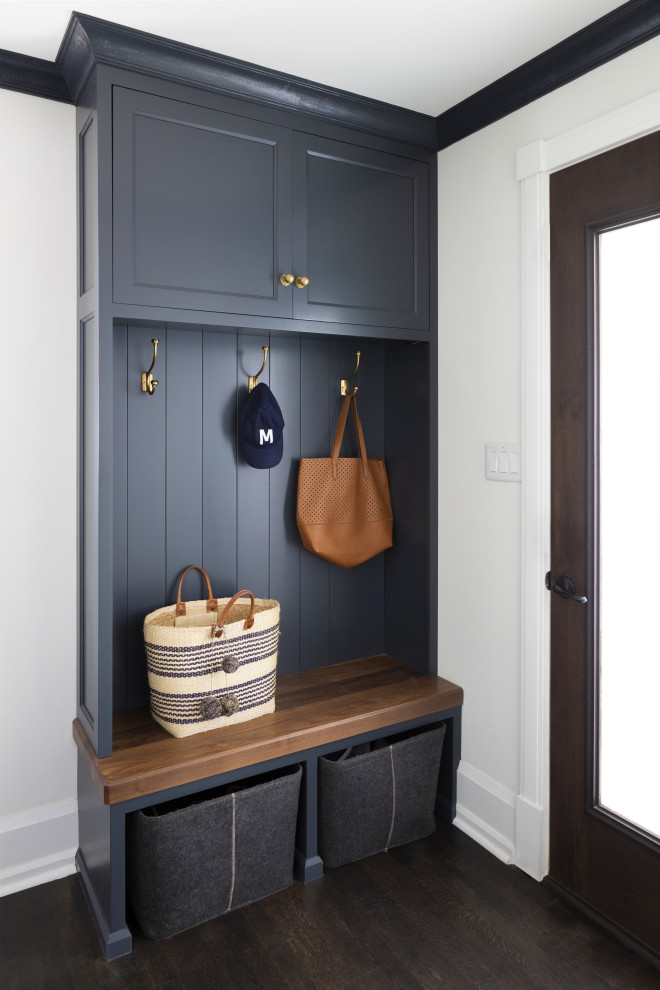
[64,10,448,967]
[73,655,463,960]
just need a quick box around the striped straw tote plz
[143,566,279,738]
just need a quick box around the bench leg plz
[436,707,462,823]
[76,753,132,960]
[295,755,324,882]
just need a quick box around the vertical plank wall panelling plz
[328,338,362,664]
[112,324,128,711]
[236,336,271,597]
[165,328,204,601]
[202,330,238,597]
[269,337,301,675]
[352,340,385,660]
[113,325,430,711]
[299,339,331,669]
[384,342,429,672]
[126,327,167,707]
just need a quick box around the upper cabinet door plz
[113,88,293,317]
[292,134,430,331]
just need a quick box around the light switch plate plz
[486,443,522,482]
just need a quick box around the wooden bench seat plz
[73,655,463,805]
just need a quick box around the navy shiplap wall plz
[113,323,428,711]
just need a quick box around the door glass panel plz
[598,215,660,839]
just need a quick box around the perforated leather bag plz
[296,394,393,568]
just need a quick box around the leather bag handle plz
[213,590,256,638]
[175,565,217,616]
[331,394,368,479]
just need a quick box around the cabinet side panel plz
[79,113,97,296]
[80,315,99,739]
[269,337,301,674]
[202,330,238,595]
[299,339,331,669]
[165,328,204,601]
[126,328,167,708]
[112,324,128,711]
[384,342,430,672]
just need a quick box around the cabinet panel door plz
[292,134,429,331]
[113,88,293,317]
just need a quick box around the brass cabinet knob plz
[279,273,294,286]
[295,276,310,288]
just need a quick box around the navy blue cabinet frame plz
[73,53,445,966]
[76,61,438,758]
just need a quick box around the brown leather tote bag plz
[296,394,393,568]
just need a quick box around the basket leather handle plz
[331,394,368,479]
[175,565,217,616]
[213,590,256,638]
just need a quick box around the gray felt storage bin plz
[318,723,446,868]
[126,764,301,939]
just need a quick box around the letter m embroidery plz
[259,429,274,445]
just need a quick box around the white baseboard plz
[0,799,78,896]
[453,761,516,865]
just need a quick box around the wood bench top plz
[73,655,463,805]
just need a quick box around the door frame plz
[515,89,660,882]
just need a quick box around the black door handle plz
[549,574,588,604]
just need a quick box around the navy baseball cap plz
[239,383,285,468]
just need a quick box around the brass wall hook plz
[141,338,159,395]
[248,345,269,392]
[340,351,361,396]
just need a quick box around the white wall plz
[0,89,78,894]
[437,36,660,865]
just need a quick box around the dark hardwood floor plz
[2,821,658,990]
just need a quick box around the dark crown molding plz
[55,12,437,148]
[0,49,71,103]
[1,2,658,150]
[436,0,660,149]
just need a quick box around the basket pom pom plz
[221,695,239,716]
[200,697,223,720]
[221,655,239,674]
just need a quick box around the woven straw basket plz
[144,566,279,738]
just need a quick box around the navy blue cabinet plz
[113,87,429,331]
[292,133,429,331]
[77,68,436,758]
[113,88,294,318]
[72,41,441,961]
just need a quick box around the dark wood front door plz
[549,132,660,960]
